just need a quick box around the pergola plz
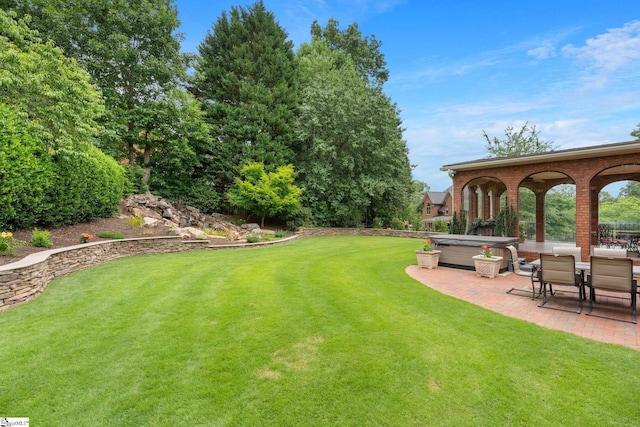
[440,140,640,262]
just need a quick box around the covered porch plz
[441,140,640,264]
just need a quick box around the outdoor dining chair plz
[587,256,637,324]
[505,245,541,300]
[552,246,582,262]
[539,253,583,314]
[593,247,627,258]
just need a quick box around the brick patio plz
[406,265,640,351]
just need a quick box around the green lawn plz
[1,236,639,425]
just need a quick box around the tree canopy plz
[483,122,556,158]
[0,11,104,151]
[10,0,194,190]
[310,18,388,87]
[3,2,421,228]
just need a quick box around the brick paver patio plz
[406,265,640,351]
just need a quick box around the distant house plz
[422,187,453,230]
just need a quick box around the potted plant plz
[472,245,503,278]
[415,239,441,269]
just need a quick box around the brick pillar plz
[492,188,501,219]
[469,185,478,222]
[590,186,600,247]
[575,179,591,262]
[535,190,546,242]
[482,187,491,219]
[506,183,520,237]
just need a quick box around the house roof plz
[440,140,640,173]
[427,191,449,205]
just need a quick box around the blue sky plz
[175,0,640,192]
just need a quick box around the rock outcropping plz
[119,193,255,241]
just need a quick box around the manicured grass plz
[1,236,639,425]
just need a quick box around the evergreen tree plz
[191,1,299,201]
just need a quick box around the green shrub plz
[31,228,54,248]
[372,217,384,229]
[96,231,125,239]
[127,216,145,228]
[0,105,54,230]
[274,229,286,238]
[433,218,449,233]
[390,217,404,230]
[245,235,260,243]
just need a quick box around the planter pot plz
[472,255,503,278]
[416,250,441,269]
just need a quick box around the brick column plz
[482,187,491,219]
[469,185,478,222]
[535,190,546,242]
[575,178,591,262]
[590,186,600,247]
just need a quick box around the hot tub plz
[429,234,519,271]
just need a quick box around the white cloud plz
[561,20,640,88]
[562,20,640,70]
[527,41,557,60]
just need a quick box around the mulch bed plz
[0,215,255,267]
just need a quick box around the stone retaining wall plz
[0,229,432,311]
[0,237,209,310]
[299,227,439,239]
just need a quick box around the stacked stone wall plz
[0,229,433,311]
[0,237,208,310]
[299,228,440,239]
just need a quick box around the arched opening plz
[594,170,640,252]
[461,176,505,235]
[520,170,576,243]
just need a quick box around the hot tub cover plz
[429,234,519,248]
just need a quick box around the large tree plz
[483,122,556,158]
[10,0,191,185]
[310,18,388,87]
[296,40,413,227]
[191,0,299,202]
[0,11,104,151]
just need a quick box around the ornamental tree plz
[227,162,302,227]
[483,122,556,158]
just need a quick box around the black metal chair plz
[538,253,584,314]
[587,256,637,324]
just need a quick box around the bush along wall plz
[0,104,54,230]
[42,146,125,226]
[0,106,125,230]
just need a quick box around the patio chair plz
[593,247,627,258]
[505,245,541,299]
[586,256,636,324]
[538,253,584,314]
[552,246,582,262]
[597,224,616,248]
